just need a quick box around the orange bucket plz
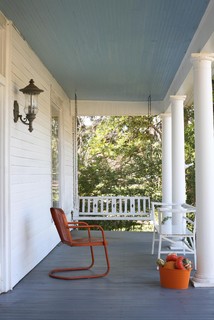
[159,267,191,289]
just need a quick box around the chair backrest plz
[50,208,72,245]
[157,207,196,235]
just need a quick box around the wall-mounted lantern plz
[13,79,44,132]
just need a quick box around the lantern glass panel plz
[24,94,39,115]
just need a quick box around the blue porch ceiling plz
[0,0,210,102]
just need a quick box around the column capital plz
[170,95,186,103]
[191,53,214,63]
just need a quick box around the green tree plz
[184,104,195,206]
[77,109,196,230]
[78,116,162,197]
[78,115,162,230]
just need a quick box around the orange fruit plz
[164,261,176,269]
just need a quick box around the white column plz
[161,113,172,233]
[171,95,186,204]
[170,96,186,238]
[191,53,214,287]
[161,113,172,203]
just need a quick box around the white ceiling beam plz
[163,0,214,112]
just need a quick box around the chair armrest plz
[67,224,107,242]
[68,221,89,226]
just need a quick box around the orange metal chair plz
[49,207,110,280]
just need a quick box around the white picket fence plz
[72,196,152,221]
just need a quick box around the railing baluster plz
[100,198,103,213]
[82,198,85,213]
[130,197,135,214]
[119,198,122,214]
[138,198,140,213]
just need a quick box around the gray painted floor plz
[0,231,213,320]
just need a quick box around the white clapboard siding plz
[9,24,74,288]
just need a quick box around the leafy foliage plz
[184,105,195,206]
[77,109,196,230]
[78,116,162,196]
[78,115,162,230]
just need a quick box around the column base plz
[191,274,214,287]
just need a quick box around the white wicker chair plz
[151,202,197,269]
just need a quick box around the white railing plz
[72,196,151,221]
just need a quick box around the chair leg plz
[88,245,95,269]
[158,235,162,259]
[49,244,110,280]
[151,229,156,254]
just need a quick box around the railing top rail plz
[79,196,150,199]
[151,202,196,211]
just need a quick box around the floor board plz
[0,231,214,320]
